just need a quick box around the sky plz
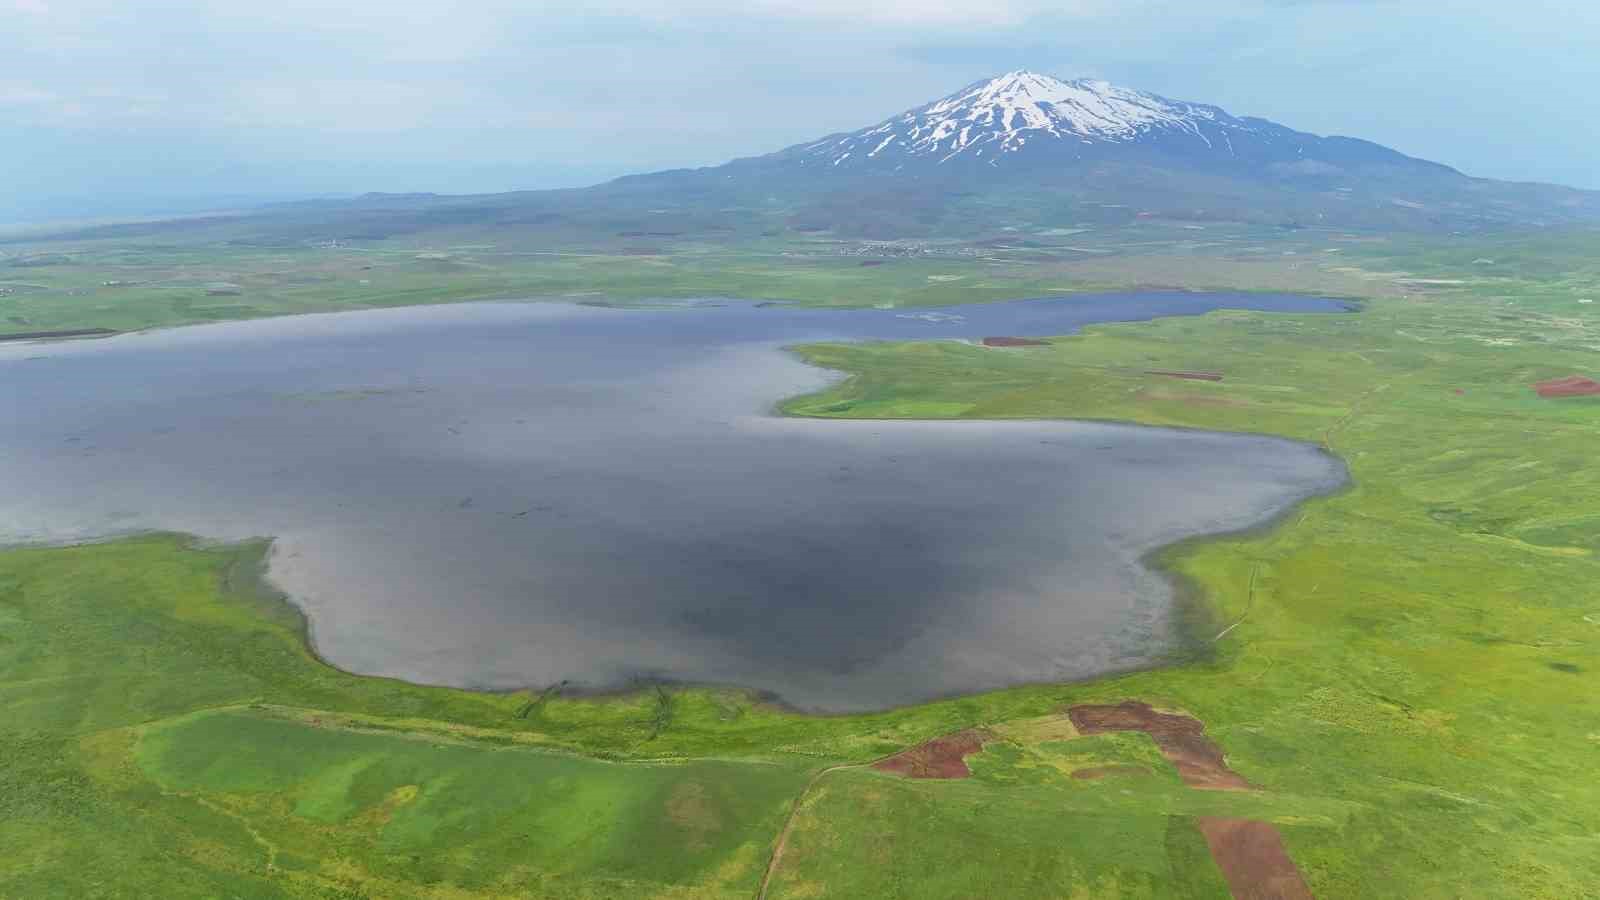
[3,0,1597,221]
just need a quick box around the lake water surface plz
[0,293,1348,711]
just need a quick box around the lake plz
[0,292,1349,711]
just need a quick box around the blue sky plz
[3,0,1596,221]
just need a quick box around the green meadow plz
[780,273,1600,896]
[1,219,1400,335]
[3,225,1600,897]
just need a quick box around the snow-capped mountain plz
[295,70,1599,239]
[770,70,1451,179]
[591,71,1600,233]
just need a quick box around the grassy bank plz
[2,536,1182,897]
[780,287,1600,896]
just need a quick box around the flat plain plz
[3,217,1599,897]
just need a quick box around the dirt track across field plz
[758,729,991,899]
[756,760,866,900]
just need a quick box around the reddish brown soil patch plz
[982,336,1050,347]
[1070,764,1151,781]
[1067,701,1249,791]
[1070,703,1314,898]
[1146,370,1224,382]
[1534,375,1600,398]
[873,729,990,779]
[1197,817,1314,900]
[858,259,886,267]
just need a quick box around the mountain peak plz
[788,69,1247,171]
[931,71,1209,140]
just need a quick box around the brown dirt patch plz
[1197,817,1314,900]
[1069,703,1314,898]
[1534,375,1600,398]
[1146,370,1224,381]
[873,729,990,779]
[858,259,887,267]
[982,336,1050,347]
[1070,764,1151,781]
[1066,701,1249,791]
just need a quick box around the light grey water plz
[0,293,1348,711]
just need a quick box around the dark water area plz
[0,292,1349,711]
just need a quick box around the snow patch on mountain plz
[797,70,1262,168]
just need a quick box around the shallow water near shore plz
[0,292,1348,711]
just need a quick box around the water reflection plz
[0,293,1347,710]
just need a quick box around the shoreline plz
[0,422,1351,720]
[0,287,1360,351]
[0,294,1357,716]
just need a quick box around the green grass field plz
[2,219,1413,335]
[3,224,1600,897]
[779,277,1600,897]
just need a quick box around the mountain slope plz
[609,70,1596,235]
